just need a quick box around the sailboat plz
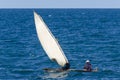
[34,11,98,72]
[34,12,69,70]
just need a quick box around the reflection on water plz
[43,71,68,79]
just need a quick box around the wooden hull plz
[43,68,98,72]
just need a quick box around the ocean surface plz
[0,9,120,80]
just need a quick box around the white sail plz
[34,12,68,67]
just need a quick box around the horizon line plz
[0,7,120,9]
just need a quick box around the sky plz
[0,0,120,8]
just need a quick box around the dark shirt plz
[84,62,92,71]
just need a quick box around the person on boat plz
[62,63,70,70]
[83,60,92,71]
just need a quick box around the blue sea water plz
[0,9,120,80]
